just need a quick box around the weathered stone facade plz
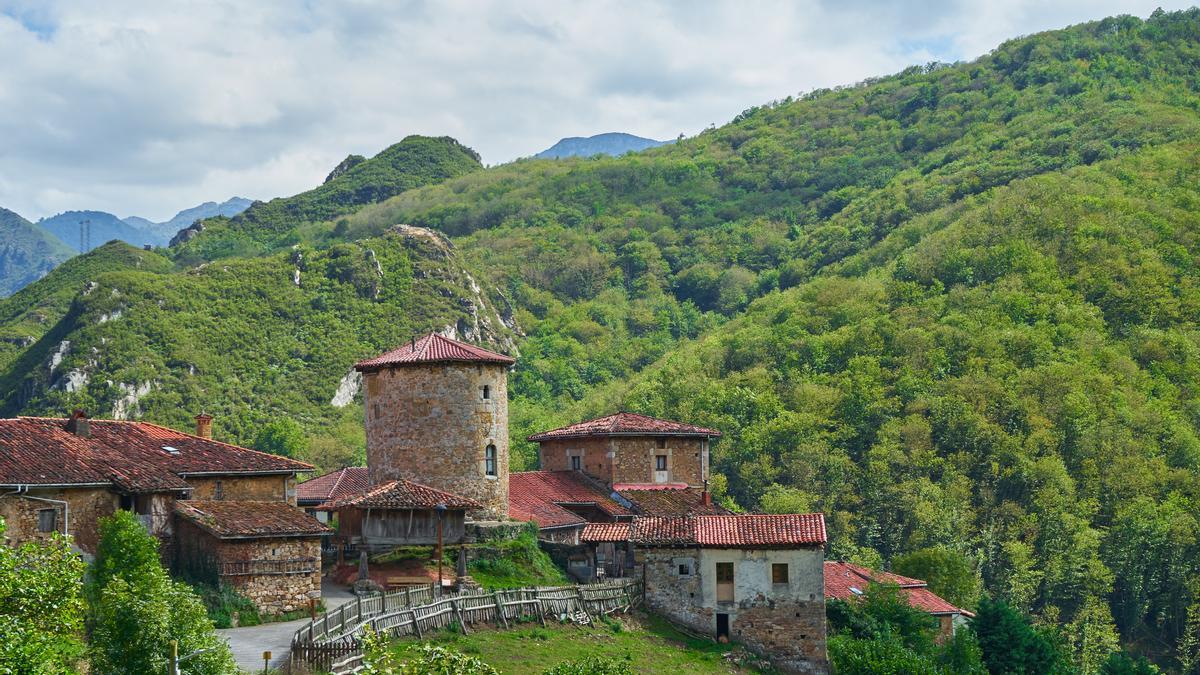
[639,545,828,674]
[0,487,119,554]
[186,474,297,505]
[174,517,321,617]
[538,435,709,488]
[364,362,509,519]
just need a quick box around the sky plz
[0,0,1192,222]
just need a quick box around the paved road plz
[219,580,355,673]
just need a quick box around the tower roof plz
[354,333,515,371]
[527,411,721,442]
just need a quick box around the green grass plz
[385,612,771,673]
[466,530,570,590]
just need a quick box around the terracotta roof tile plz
[528,412,721,442]
[626,514,826,547]
[0,417,311,492]
[175,500,330,539]
[507,471,633,530]
[617,487,728,517]
[355,333,514,371]
[321,478,480,510]
[824,561,972,617]
[296,467,369,504]
[582,522,633,542]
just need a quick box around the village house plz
[584,514,829,674]
[824,560,974,639]
[174,500,330,615]
[296,466,368,523]
[0,412,313,554]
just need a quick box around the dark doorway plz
[716,613,730,641]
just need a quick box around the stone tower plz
[355,333,514,520]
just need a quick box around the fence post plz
[451,598,470,635]
[411,609,423,639]
[493,591,508,629]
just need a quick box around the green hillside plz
[173,135,484,259]
[0,208,75,298]
[2,9,1200,669]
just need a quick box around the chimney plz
[65,409,91,438]
[702,479,712,507]
[194,413,213,439]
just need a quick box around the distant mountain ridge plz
[38,210,156,253]
[132,197,253,241]
[0,207,75,297]
[534,132,672,159]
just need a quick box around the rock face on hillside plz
[325,154,366,183]
[0,224,518,443]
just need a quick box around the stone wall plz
[364,362,509,519]
[538,437,613,479]
[0,487,119,554]
[186,474,295,505]
[538,436,708,488]
[174,517,321,616]
[639,545,828,674]
[218,536,322,616]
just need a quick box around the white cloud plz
[0,0,1190,221]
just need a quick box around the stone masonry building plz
[586,514,829,674]
[355,333,514,520]
[0,412,313,555]
[530,411,721,488]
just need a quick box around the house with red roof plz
[319,478,481,551]
[296,467,369,523]
[0,411,328,615]
[583,514,829,674]
[824,561,974,638]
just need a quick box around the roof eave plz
[528,430,721,442]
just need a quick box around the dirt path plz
[218,579,355,672]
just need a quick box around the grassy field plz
[384,612,773,674]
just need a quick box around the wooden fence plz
[290,579,641,673]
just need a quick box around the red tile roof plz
[320,478,480,510]
[527,412,721,442]
[582,514,827,547]
[0,417,311,492]
[582,522,633,542]
[824,561,972,616]
[508,471,632,530]
[355,333,515,371]
[617,487,728,517]
[175,500,331,539]
[296,467,369,504]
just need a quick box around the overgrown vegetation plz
[0,516,86,673]
[467,528,570,589]
[87,511,236,674]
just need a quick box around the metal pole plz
[169,640,178,675]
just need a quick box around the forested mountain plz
[171,135,484,258]
[533,132,672,159]
[126,197,253,242]
[38,210,162,252]
[0,208,74,298]
[3,9,1200,670]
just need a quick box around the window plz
[214,480,224,500]
[373,403,380,419]
[485,444,497,476]
[772,563,789,584]
[37,508,57,533]
[673,557,695,576]
[655,455,668,471]
[678,563,691,576]
[571,455,581,471]
[656,437,667,449]
[716,562,734,602]
[482,384,490,400]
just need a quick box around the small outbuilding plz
[824,561,975,639]
[174,500,330,616]
[320,478,480,551]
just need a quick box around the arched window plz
[485,444,497,476]
[482,384,491,400]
